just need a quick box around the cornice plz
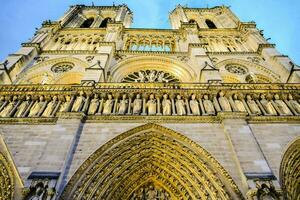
[116,50,187,56]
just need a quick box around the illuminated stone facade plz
[0,4,299,200]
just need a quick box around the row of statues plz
[0,92,299,118]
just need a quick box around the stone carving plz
[233,94,247,112]
[15,95,31,117]
[203,95,215,115]
[103,94,114,115]
[147,94,156,115]
[59,95,71,112]
[0,153,14,200]
[28,96,46,117]
[225,64,248,75]
[0,96,5,108]
[133,94,142,115]
[130,183,171,200]
[88,94,99,115]
[0,96,18,117]
[287,94,300,115]
[122,70,179,83]
[51,62,74,73]
[260,94,277,115]
[246,95,261,115]
[41,73,50,85]
[246,181,281,200]
[218,92,232,112]
[273,94,292,115]
[42,96,58,117]
[118,94,128,115]
[189,94,200,115]
[175,95,186,115]
[162,94,171,115]
[60,124,243,200]
[24,179,55,200]
[72,92,86,112]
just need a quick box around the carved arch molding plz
[280,137,300,200]
[0,153,14,200]
[61,123,243,200]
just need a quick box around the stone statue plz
[71,91,85,112]
[260,95,277,115]
[203,95,215,115]
[146,185,157,200]
[175,95,186,115]
[246,95,261,115]
[0,96,5,108]
[41,73,50,84]
[273,94,292,115]
[28,96,46,117]
[118,94,128,115]
[147,70,156,82]
[102,94,114,115]
[59,95,71,112]
[0,96,18,117]
[136,71,145,82]
[189,94,200,115]
[42,96,58,117]
[162,94,171,115]
[233,94,247,112]
[15,95,31,117]
[88,94,99,115]
[218,92,232,111]
[288,94,300,114]
[147,94,156,115]
[157,72,167,83]
[133,94,142,115]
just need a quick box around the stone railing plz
[0,83,299,123]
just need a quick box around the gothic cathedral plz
[0,4,299,200]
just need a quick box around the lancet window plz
[80,17,94,28]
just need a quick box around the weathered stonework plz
[0,4,299,200]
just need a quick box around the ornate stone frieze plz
[0,83,299,123]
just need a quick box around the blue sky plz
[0,0,299,64]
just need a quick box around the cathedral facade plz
[0,4,299,200]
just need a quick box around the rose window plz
[122,70,179,83]
[51,62,74,73]
[225,64,248,75]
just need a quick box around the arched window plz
[205,19,217,29]
[80,18,94,28]
[99,18,111,28]
[188,19,199,29]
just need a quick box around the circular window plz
[225,64,248,75]
[122,70,179,83]
[51,62,74,73]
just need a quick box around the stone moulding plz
[0,83,299,124]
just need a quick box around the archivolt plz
[110,56,197,82]
[280,137,300,200]
[60,123,243,200]
[215,58,281,82]
[0,153,14,200]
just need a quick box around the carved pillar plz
[156,94,162,115]
[141,93,147,115]
[185,96,191,115]
[127,95,133,115]
[198,96,205,115]
[170,94,176,115]
[97,93,105,115]
[113,93,119,114]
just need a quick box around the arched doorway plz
[60,124,243,199]
[280,137,300,200]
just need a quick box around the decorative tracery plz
[122,70,180,83]
[225,64,248,75]
[0,153,14,200]
[51,62,74,73]
[60,124,243,200]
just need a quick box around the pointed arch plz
[0,135,23,200]
[61,123,243,200]
[280,137,300,200]
[205,19,217,29]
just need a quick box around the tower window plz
[99,18,111,28]
[80,18,94,28]
[205,19,217,29]
[189,19,199,29]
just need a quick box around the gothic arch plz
[60,123,243,200]
[280,137,300,200]
[17,57,89,84]
[110,56,197,82]
[215,58,281,83]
